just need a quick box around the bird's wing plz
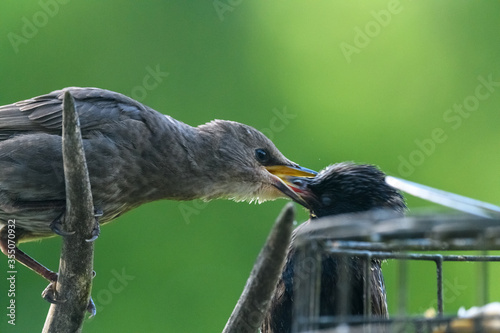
[370,260,389,317]
[385,176,500,219]
[0,87,148,140]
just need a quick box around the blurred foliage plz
[1,0,500,332]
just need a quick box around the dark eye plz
[321,195,333,207]
[255,148,270,164]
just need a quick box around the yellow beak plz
[266,165,317,207]
[265,165,317,179]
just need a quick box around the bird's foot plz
[86,209,102,242]
[49,214,75,237]
[41,278,66,304]
[41,272,97,316]
[50,210,102,241]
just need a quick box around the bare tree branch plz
[42,91,96,333]
[223,203,295,333]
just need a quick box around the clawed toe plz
[94,209,103,217]
[42,282,66,304]
[40,272,97,316]
[87,297,97,317]
[50,216,75,237]
[51,209,102,240]
[85,217,100,242]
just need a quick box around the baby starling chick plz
[262,162,406,332]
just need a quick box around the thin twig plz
[223,203,295,333]
[42,91,95,333]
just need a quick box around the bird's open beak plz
[266,165,317,208]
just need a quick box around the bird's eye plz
[321,195,333,207]
[255,148,270,164]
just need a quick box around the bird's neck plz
[141,115,231,202]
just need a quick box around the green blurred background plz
[1,0,500,332]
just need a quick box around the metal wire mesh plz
[291,210,500,333]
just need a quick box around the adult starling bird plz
[262,162,406,332]
[0,87,316,296]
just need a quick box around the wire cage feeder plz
[291,210,500,333]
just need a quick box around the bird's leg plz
[0,226,61,302]
[0,225,97,314]
[0,229,58,282]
